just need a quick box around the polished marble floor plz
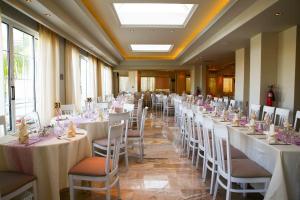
[61,112,263,200]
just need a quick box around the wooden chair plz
[274,108,290,126]
[61,104,75,115]
[127,107,148,161]
[0,171,37,200]
[69,123,124,200]
[213,124,271,200]
[261,106,275,121]
[93,112,130,169]
[249,104,261,119]
[0,115,7,136]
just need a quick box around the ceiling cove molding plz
[3,0,120,66]
[81,0,232,61]
[179,0,279,65]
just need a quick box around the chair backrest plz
[202,117,215,161]
[95,102,109,112]
[213,123,231,178]
[138,107,148,137]
[185,109,194,139]
[24,112,41,133]
[262,106,275,121]
[0,115,7,136]
[123,103,134,112]
[218,98,223,103]
[109,112,130,144]
[61,104,75,115]
[229,99,236,108]
[249,104,261,119]
[274,108,290,126]
[194,113,204,148]
[97,96,103,102]
[105,123,124,175]
[294,111,300,131]
[223,98,229,107]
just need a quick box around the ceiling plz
[81,0,231,60]
[3,0,300,68]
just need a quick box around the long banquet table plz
[205,114,300,200]
[0,130,91,200]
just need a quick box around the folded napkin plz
[67,121,76,138]
[18,119,29,144]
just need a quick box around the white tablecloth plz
[207,115,300,200]
[0,130,91,200]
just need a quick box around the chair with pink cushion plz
[0,171,37,200]
[69,123,124,200]
[213,124,271,200]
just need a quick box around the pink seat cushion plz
[127,130,140,137]
[0,171,35,197]
[231,159,272,178]
[69,157,112,177]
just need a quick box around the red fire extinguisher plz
[266,85,275,106]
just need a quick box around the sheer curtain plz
[0,11,4,116]
[36,25,60,125]
[65,41,81,112]
[101,65,113,97]
[128,71,138,92]
[87,55,97,99]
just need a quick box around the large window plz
[141,77,155,91]
[80,55,88,106]
[223,77,233,93]
[119,76,129,92]
[1,20,37,133]
[102,66,112,96]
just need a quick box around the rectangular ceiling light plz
[113,3,196,27]
[130,44,173,52]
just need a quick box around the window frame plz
[1,17,38,133]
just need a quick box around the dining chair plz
[274,108,290,126]
[229,99,236,108]
[131,99,143,129]
[24,112,41,134]
[0,115,7,136]
[95,102,109,112]
[0,171,37,200]
[61,104,75,115]
[261,106,275,121]
[127,107,148,161]
[194,113,205,170]
[93,112,130,169]
[213,124,271,200]
[163,96,174,122]
[123,103,135,129]
[249,104,261,119]
[185,109,194,160]
[69,123,124,200]
[155,95,163,118]
[293,111,300,131]
[223,98,229,108]
[202,117,247,194]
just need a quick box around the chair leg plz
[125,147,129,170]
[202,157,207,181]
[139,139,143,161]
[105,180,111,200]
[226,181,231,200]
[210,162,216,194]
[213,174,219,200]
[191,145,196,165]
[196,151,200,168]
[69,176,75,200]
[33,180,38,199]
[116,179,121,200]
[242,183,247,198]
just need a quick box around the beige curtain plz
[36,25,60,125]
[0,9,4,116]
[128,71,138,92]
[87,55,97,99]
[65,41,81,112]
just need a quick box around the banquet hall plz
[0,0,300,200]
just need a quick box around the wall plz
[155,77,170,89]
[176,71,187,94]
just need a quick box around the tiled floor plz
[61,112,263,200]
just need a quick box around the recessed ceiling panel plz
[113,3,196,27]
[131,44,173,52]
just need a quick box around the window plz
[223,77,233,93]
[0,20,37,133]
[102,66,112,96]
[119,76,129,92]
[80,55,88,106]
[141,77,155,91]
[113,3,196,27]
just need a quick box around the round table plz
[0,129,90,200]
